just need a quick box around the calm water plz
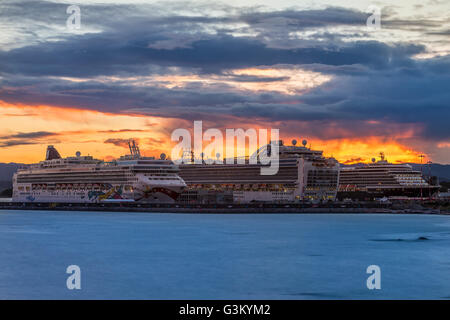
[0,210,450,300]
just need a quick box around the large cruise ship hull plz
[12,145,186,204]
[12,183,184,203]
[337,186,440,200]
[338,159,440,200]
[178,141,340,204]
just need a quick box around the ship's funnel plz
[46,145,62,160]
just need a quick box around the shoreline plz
[0,202,448,215]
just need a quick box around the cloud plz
[1,54,448,141]
[0,34,425,77]
[240,7,368,28]
[0,140,39,148]
[146,137,164,146]
[0,130,60,148]
[104,138,137,148]
[0,2,375,51]
[0,2,426,78]
[342,157,366,164]
[0,131,58,139]
[98,129,145,133]
[0,1,449,162]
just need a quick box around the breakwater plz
[0,201,447,214]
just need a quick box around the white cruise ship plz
[179,140,340,203]
[338,153,439,200]
[12,141,186,203]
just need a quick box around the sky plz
[0,0,449,164]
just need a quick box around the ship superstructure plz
[178,140,340,203]
[338,153,439,200]
[12,142,186,203]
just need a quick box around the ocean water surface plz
[0,210,449,299]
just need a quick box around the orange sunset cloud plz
[0,100,431,165]
[0,101,174,163]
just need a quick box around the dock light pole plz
[427,161,432,200]
[419,154,425,201]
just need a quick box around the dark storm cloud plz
[0,140,39,148]
[0,131,59,148]
[228,56,450,139]
[0,0,375,54]
[1,54,448,140]
[104,138,137,148]
[0,1,424,77]
[240,6,368,28]
[0,131,58,139]
[0,33,424,77]
[0,2,370,32]
[0,74,263,112]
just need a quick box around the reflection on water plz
[0,210,449,299]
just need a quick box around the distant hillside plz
[0,163,20,191]
[0,180,12,190]
[406,163,450,182]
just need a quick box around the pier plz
[0,200,448,215]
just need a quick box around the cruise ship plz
[338,153,439,200]
[178,140,340,203]
[12,141,186,203]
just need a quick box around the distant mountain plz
[0,163,20,191]
[405,163,450,182]
[0,180,12,191]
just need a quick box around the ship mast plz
[128,139,141,159]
